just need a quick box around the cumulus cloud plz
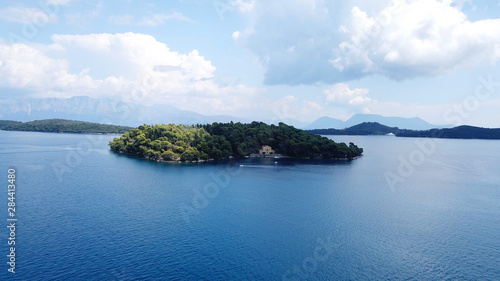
[0,33,255,116]
[0,43,68,88]
[333,0,500,80]
[0,6,58,24]
[269,95,326,123]
[236,0,500,85]
[324,83,372,106]
[234,0,340,85]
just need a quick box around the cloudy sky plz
[1,0,500,127]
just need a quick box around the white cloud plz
[333,0,500,80]
[108,12,192,27]
[324,83,372,106]
[303,100,324,112]
[232,0,256,13]
[232,31,241,40]
[0,43,68,88]
[0,6,58,24]
[0,33,256,116]
[268,95,326,123]
[138,12,191,26]
[236,0,500,85]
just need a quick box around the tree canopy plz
[0,119,132,134]
[306,122,500,140]
[109,122,363,162]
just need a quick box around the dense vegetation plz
[306,122,398,135]
[0,120,22,128]
[0,119,132,134]
[396,125,500,139]
[109,122,363,162]
[307,122,500,140]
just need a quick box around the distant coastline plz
[2,118,499,141]
[0,119,132,134]
[306,122,500,140]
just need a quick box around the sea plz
[0,130,499,280]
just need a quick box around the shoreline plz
[113,150,362,163]
[0,129,127,135]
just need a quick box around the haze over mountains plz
[0,96,250,127]
[0,96,446,130]
[304,115,446,130]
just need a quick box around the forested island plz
[0,119,132,134]
[306,122,398,136]
[396,125,500,139]
[109,122,363,162]
[306,122,500,140]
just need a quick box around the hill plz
[306,122,500,140]
[306,122,399,136]
[0,120,22,128]
[303,116,346,130]
[0,119,132,134]
[397,125,500,139]
[109,122,363,162]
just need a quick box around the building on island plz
[249,145,283,158]
[259,145,275,155]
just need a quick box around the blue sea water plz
[0,131,499,280]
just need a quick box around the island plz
[109,122,363,162]
[305,122,500,140]
[306,122,399,136]
[0,119,132,134]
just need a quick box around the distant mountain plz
[0,96,309,128]
[0,96,251,127]
[344,114,440,130]
[302,116,345,130]
[304,114,446,130]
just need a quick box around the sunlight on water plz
[1,132,499,280]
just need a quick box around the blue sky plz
[1,0,500,127]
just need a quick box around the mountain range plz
[303,114,447,130]
[0,96,250,127]
[0,96,446,130]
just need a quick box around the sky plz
[0,0,500,127]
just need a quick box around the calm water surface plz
[0,131,499,280]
